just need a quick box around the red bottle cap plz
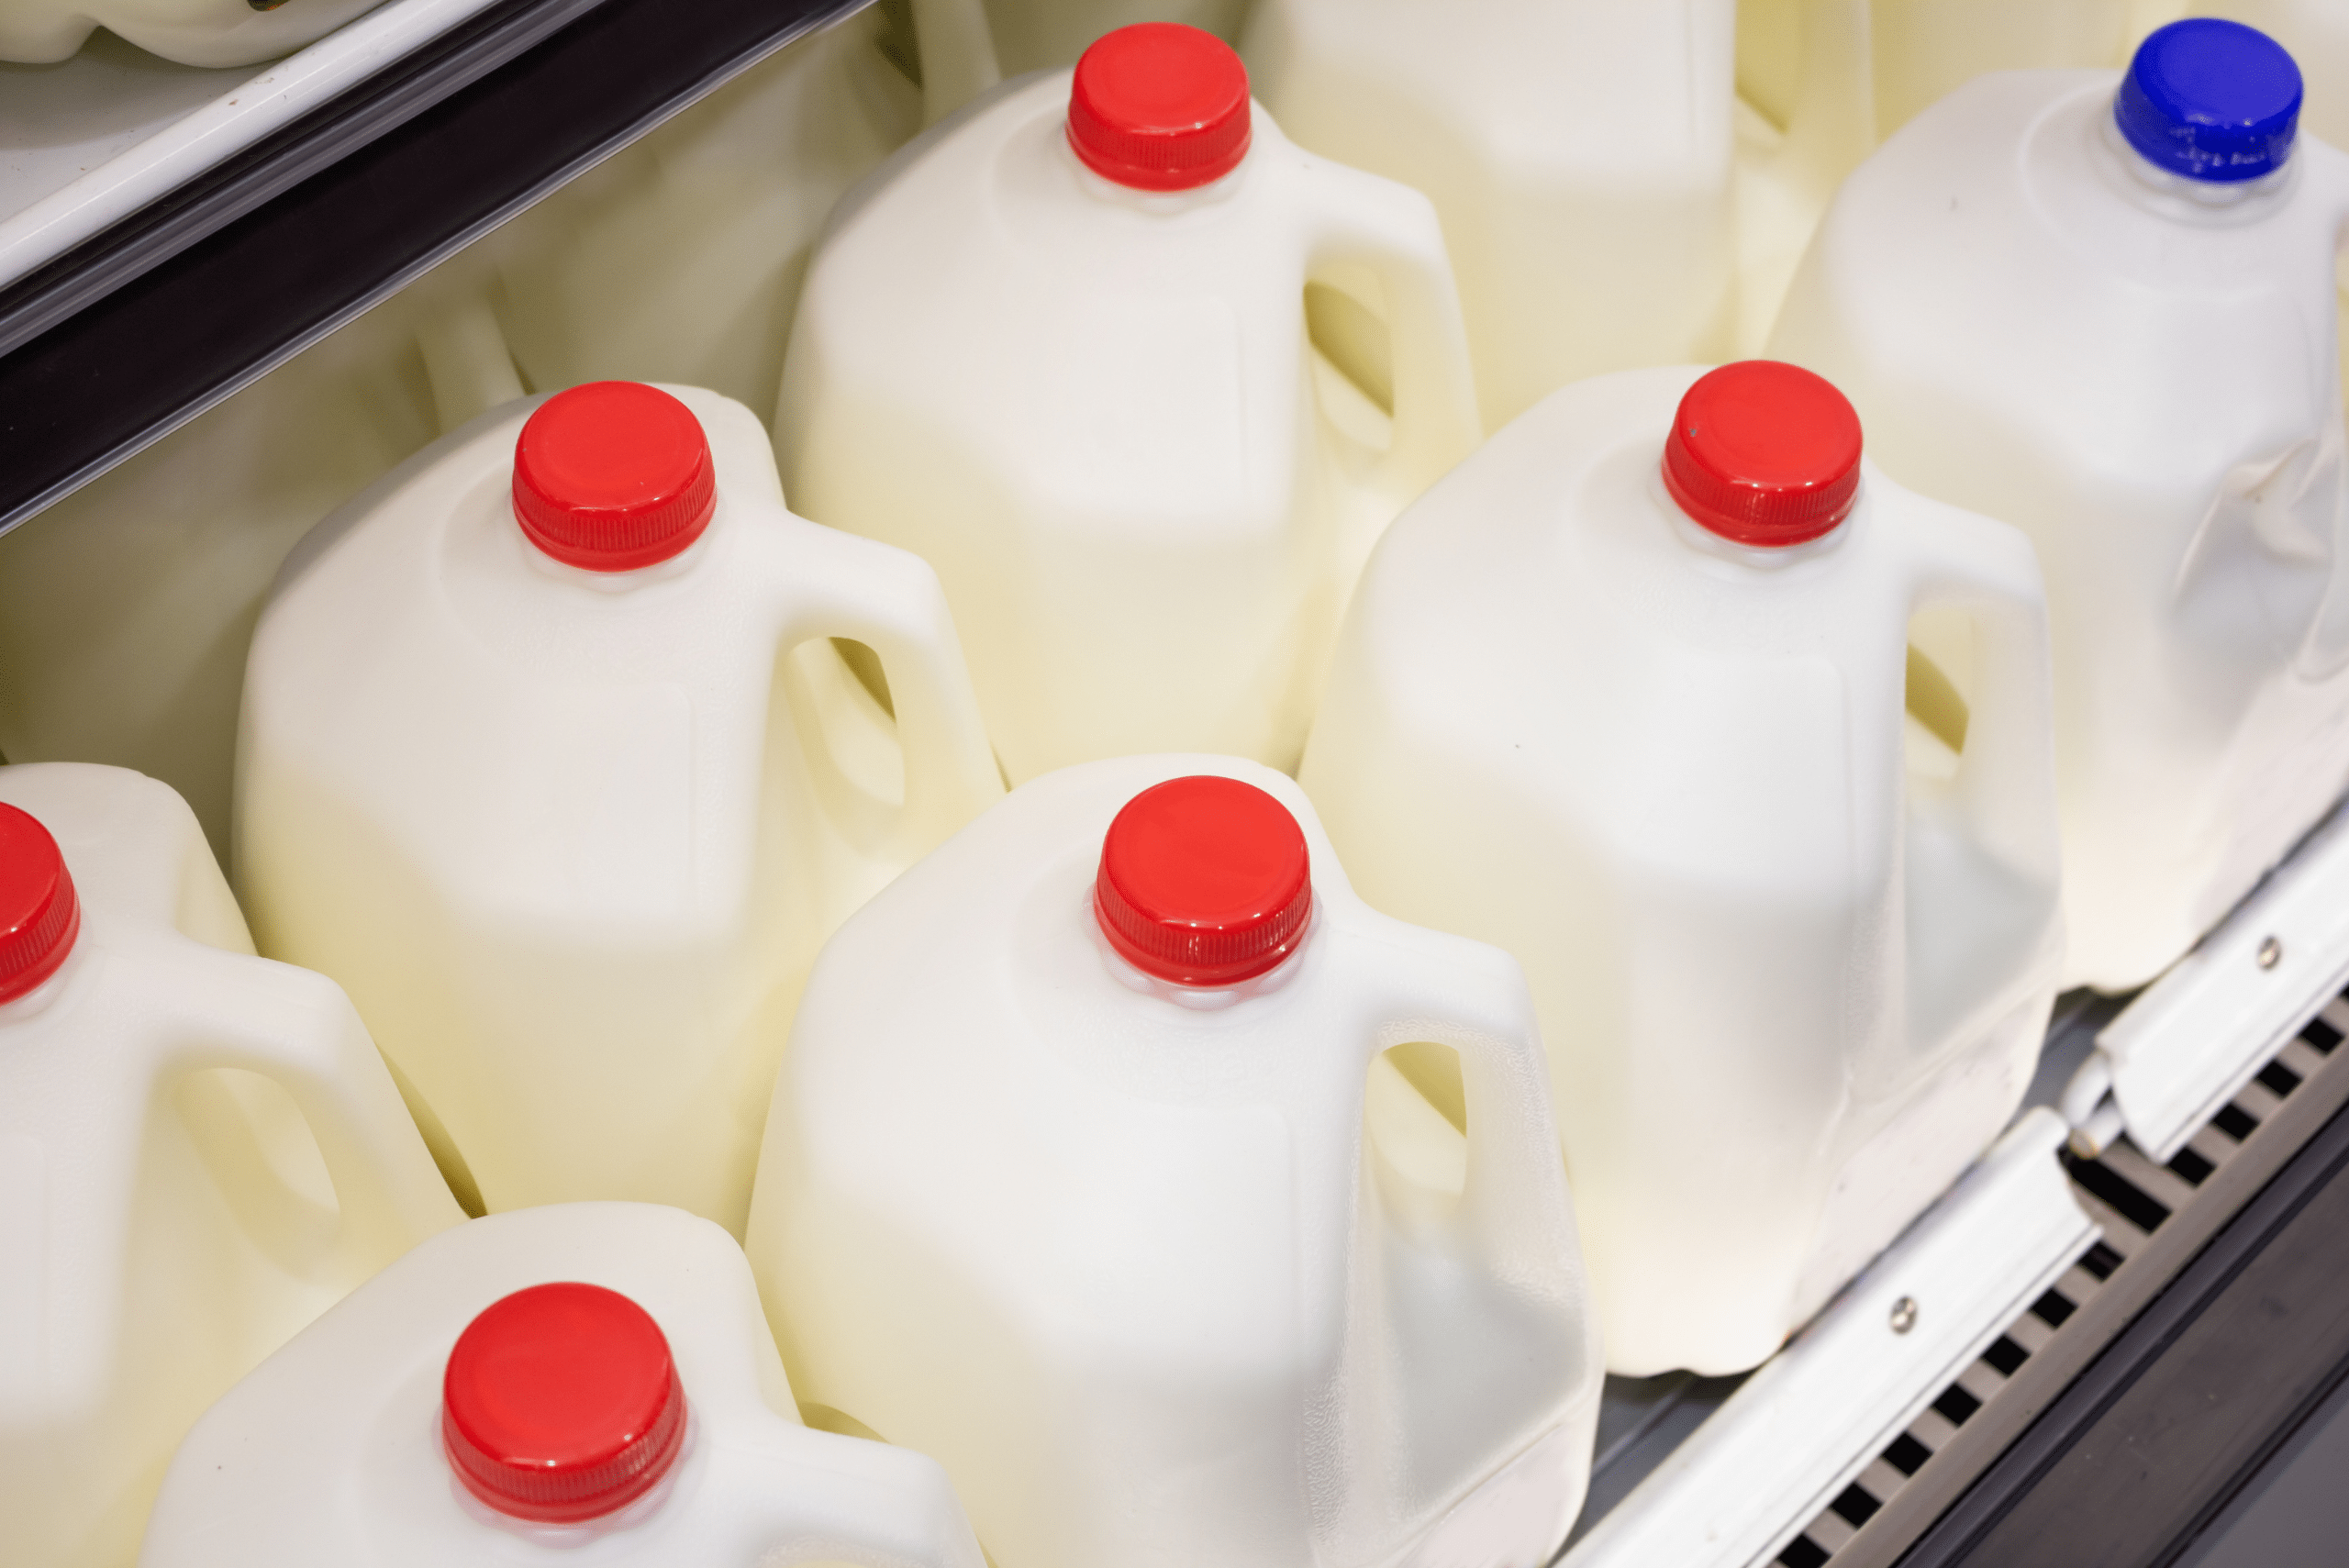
[441,1283,687,1523]
[1661,361,1864,548]
[1095,775,1312,986]
[1067,24,1252,191]
[511,383,718,573]
[0,804,79,1007]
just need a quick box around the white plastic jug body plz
[776,49,1481,784]
[0,762,462,1568]
[745,754,1601,1568]
[0,0,392,66]
[1242,0,1739,427]
[1766,61,2349,991]
[1300,364,2065,1377]
[234,383,1002,1231]
[138,1202,989,1568]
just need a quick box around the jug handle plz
[1896,495,2063,891]
[1301,168,1484,505]
[146,941,467,1272]
[770,526,1005,855]
[1348,919,1589,1291]
[739,1424,989,1567]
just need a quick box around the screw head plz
[1890,1296,1920,1334]
[2259,936,2283,970]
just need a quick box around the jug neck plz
[1098,902,1319,1010]
[0,942,82,1025]
[2097,106,2297,220]
[1066,137,1251,215]
[521,522,717,594]
[1652,460,1854,571]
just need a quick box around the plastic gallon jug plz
[235,380,1003,1232]
[1241,0,1738,427]
[1300,362,2065,1376]
[745,756,1601,1568]
[1767,20,2349,991]
[0,0,391,66]
[776,25,1482,784]
[139,1202,988,1568]
[0,762,462,1568]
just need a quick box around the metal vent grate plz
[1770,995,2349,1567]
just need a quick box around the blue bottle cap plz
[2114,18,2302,183]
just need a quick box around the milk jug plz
[0,0,391,66]
[139,1202,989,1568]
[1731,0,2153,352]
[745,756,1601,1568]
[1241,0,1739,427]
[235,380,1003,1231]
[1767,19,2349,991]
[776,24,1482,784]
[1300,362,2065,1376]
[0,762,462,1568]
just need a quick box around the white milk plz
[0,0,389,66]
[746,755,1601,1568]
[1730,0,2158,353]
[1241,0,1739,428]
[0,762,462,1568]
[139,1202,988,1568]
[1300,363,2065,1376]
[1768,22,2349,991]
[776,26,1482,784]
[234,381,1003,1233]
